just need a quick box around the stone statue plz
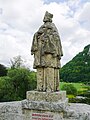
[31,11,63,92]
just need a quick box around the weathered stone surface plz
[23,110,64,120]
[0,101,24,120]
[22,101,90,120]
[0,101,90,120]
[64,103,90,120]
[26,91,66,102]
[31,11,63,92]
[37,67,60,92]
[22,99,68,112]
[22,91,68,119]
[0,101,22,114]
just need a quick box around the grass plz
[60,82,88,94]
[60,82,90,104]
[67,94,75,99]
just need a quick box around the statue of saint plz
[31,11,63,92]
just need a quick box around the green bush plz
[61,83,77,96]
[0,68,37,101]
[0,76,13,102]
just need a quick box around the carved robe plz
[31,22,63,69]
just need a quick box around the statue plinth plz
[22,91,68,120]
[26,91,67,102]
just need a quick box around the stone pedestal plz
[22,91,68,120]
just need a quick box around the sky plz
[0,0,90,69]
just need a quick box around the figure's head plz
[43,11,53,23]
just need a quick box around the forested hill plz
[61,44,90,83]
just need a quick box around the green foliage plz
[29,71,37,90]
[0,67,37,101]
[61,83,77,96]
[0,76,13,101]
[0,56,37,101]
[0,64,7,76]
[67,94,75,99]
[60,82,90,104]
[60,82,88,94]
[60,44,90,82]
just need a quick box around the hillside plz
[60,44,90,83]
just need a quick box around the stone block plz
[22,91,68,120]
[22,98,68,112]
[22,98,68,120]
[26,91,66,102]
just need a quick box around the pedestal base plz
[26,91,67,102]
[22,91,68,120]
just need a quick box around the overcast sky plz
[0,0,90,69]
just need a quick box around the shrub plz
[0,68,37,101]
[61,83,77,96]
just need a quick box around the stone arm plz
[31,24,45,55]
[51,23,63,59]
[31,33,38,55]
[58,36,63,59]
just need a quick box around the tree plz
[0,64,7,76]
[60,44,90,83]
[10,55,23,69]
[7,68,37,100]
[0,56,37,101]
[0,76,13,102]
[0,68,37,101]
